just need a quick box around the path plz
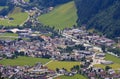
[20,12,29,26]
[88,53,104,68]
[43,60,53,66]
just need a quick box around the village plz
[0,27,120,79]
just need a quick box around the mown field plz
[54,74,87,79]
[94,54,120,70]
[0,33,18,40]
[0,6,5,10]
[39,1,77,30]
[0,56,50,66]
[0,33,18,37]
[46,60,80,71]
[105,54,120,64]
[0,7,28,26]
[24,0,29,2]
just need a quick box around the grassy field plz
[0,33,18,40]
[54,74,87,79]
[24,0,29,2]
[46,60,80,71]
[94,54,120,70]
[0,7,28,26]
[39,1,77,30]
[0,33,18,37]
[0,6,5,10]
[94,64,120,70]
[105,54,120,64]
[0,56,50,66]
[0,6,8,10]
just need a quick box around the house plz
[96,53,105,58]
[101,60,113,65]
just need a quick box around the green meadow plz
[94,54,120,70]
[0,33,18,37]
[39,1,77,30]
[46,60,80,71]
[0,33,18,40]
[0,7,28,26]
[54,74,87,79]
[0,6,5,10]
[105,53,120,64]
[24,0,29,2]
[0,56,50,66]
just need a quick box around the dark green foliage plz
[0,0,8,6]
[75,0,120,38]
[75,0,115,24]
[0,2,14,16]
[29,0,72,7]
[108,47,120,56]
[105,66,112,71]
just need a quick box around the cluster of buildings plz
[0,27,118,79]
[63,28,115,47]
[80,67,120,79]
[11,0,29,5]
[0,63,56,79]
[0,28,116,62]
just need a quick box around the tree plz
[0,72,4,79]
[56,68,59,73]
[105,66,112,71]
[101,45,106,53]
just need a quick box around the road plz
[88,53,104,68]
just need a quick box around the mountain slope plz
[0,0,8,6]
[75,0,120,38]
[29,0,72,7]
[39,1,77,30]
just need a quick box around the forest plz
[75,0,120,38]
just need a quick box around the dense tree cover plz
[0,3,14,16]
[108,47,120,56]
[75,0,120,38]
[29,0,72,7]
[0,0,8,6]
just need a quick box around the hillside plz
[29,0,72,7]
[39,1,77,30]
[0,7,28,26]
[75,0,120,38]
[0,0,7,6]
[0,6,4,10]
